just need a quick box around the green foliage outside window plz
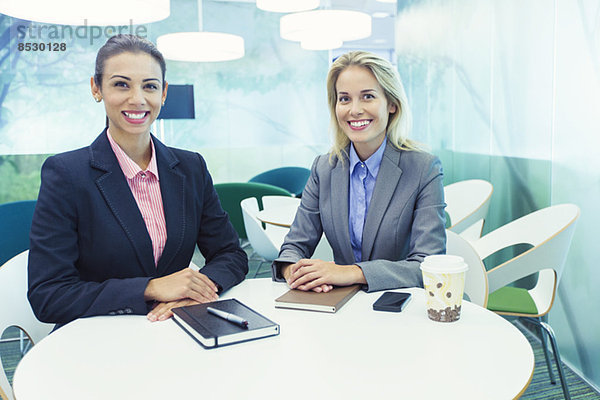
[0,154,48,203]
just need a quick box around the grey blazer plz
[271,141,446,292]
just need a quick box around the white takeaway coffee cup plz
[420,255,469,322]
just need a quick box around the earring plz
[94,96,101,103]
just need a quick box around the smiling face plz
[91,51,167,142]
[335,65,396,160]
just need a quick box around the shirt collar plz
[107,129,159,180]
[349,139,386,178]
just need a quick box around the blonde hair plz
[326,51,421,163]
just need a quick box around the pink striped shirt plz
[107,131,167,266]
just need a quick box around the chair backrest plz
[261,196,301,228]
[260,196,333,261]
[445,230,488,307]
[444,180,493,241]
[248,167,311,197]
[472,204,580,297]
[240,197,282,261]
[261,195,301,210]
[0,201,37,267]
[0,251,53,400]
[213,183,292,239]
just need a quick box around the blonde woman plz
[271,51,446,293]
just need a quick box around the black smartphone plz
[372,292,412,312]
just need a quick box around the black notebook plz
[172,299,280,348]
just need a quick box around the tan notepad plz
[274,285,362,313]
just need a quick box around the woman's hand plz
[287,259,366,292]
[147,298,200,322]
[282,262,332,292]
[144,268,219,304]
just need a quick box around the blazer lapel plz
[329,152,355,263]
[153,137,186,275]
[361,142,403,261]
[89,130,156,276]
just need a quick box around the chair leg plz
[536,320,556,384]
[19,330,25,355]
[252,260,275,279]
[525,317,571,400]
[252,261,265,279]
[539,320,571,400]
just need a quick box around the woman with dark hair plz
[28,34,247,328]
[271,51,446,293]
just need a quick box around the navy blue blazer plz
[28,130,247,325]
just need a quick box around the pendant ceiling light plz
[257,0,319,13]
[0,0,170,25]
[280,10,371,51]
[156,0,244,62]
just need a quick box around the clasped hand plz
[144,267,218,322]
[284,259,365,292]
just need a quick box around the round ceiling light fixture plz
[280,10,371,51]
[157,0,244,63]
[0,0,170,25]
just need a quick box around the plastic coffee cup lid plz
[420,255,468,274]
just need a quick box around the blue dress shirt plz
[348,140,386,263]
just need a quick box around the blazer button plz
[124,308,133,314]
[108,311,116,316]
[117,309,125,315]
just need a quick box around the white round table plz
[13,279,533,400]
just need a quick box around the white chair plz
[0,251,53,400]
[445,230,488,308]
[262,196,333,261]
[243,196,334,278]
[444,179,493,241]
[241,197,287,278]
[261,196,301,229]
[470,203,580,400]
[261,195,301,211]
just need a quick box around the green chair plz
[0,200,37,267]
[248,167,310,198]
[213,182,292,241]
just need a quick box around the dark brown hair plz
[94,34,166,89]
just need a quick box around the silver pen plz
[207,307,249,329]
